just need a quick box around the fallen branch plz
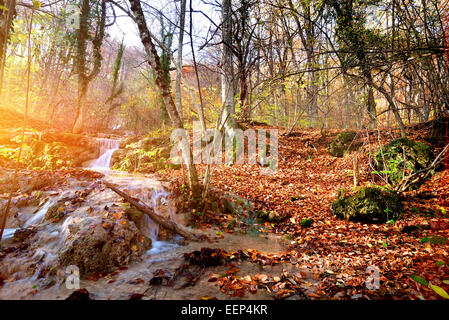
[104,181,203,241]
[394,142,449,193]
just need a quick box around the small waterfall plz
[2,229,17,240]
[122,185,180,256]
[23,200,55,228]
[89,138,120,169]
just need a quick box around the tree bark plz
[221,0,236,130]
[128,0,200,196]
[72,0,106,133]
[0,0,16,96]
[175,0,186,118]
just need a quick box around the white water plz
[88,138,120,170]
[0,136,182,299]
[23,200,55,228]
[2,228,17,240]
[86,141,179,253]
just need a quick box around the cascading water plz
[86,140,180,255]
[103,173,180,255]
[23,200,55,228]
[88,138,120,170]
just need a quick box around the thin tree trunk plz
[0,9,32,240]
[221,0,236,131]
[128,0,200,197]
[0,0,16,96]
[72,0,106,133]
[175,0,186,118]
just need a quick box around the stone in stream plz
[332,187,403,223]
[13,227,37,242]
[59,215,150,276]
[44,200,68,222]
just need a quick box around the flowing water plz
[0,136,297,300]
[87,138,120,170]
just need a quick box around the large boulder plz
[332,187,403,223]
[373,138,434,186]
[59,216,150,276]
[327,131,358,157]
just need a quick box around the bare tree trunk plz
[221,0,236,130]
[0,0,16,96]
[129,0,200,197]
[175,0,186,118]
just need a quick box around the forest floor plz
[158,124,449,300]
[0,113,448,300]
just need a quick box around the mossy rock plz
[373,138,434,186]
[45,200,68,222]
[332,187,403,223]
[111,135,174,173]
[300,218,314,228]
[13,227,37,242]
[59,216,147,275]
[257,210,287,222]
[327,131,358,157]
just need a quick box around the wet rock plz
[19,175,54,194]
[332,187,403,223]
[44,200,68,222]
[59,216,147,276]
[128,293,145,300]
[373,137,434,187]
[124,207,157,244]
[327,131,359,157]
[125,207,144,225]
[149,269,173,286]
[14,195,40,208]
[0,200,20,228]
[65,288,92,300]
[13,227,37,242]
[37,278,55,290]
[184,248,226,267]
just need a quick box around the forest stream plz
[0,138,307,300]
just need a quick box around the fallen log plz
[103,181,203,241]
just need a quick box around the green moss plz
[33,142,75,169]
[111,130,176,174]
[300,218,314,228]
[332,187,403,223]
[373,138,434,187]
[327,131,358,157]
